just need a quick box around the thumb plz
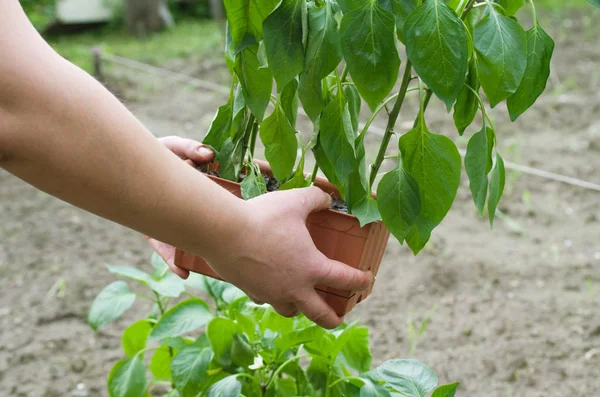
[316,257,373,292]
[159,136,214,164]
[291,186,333,218]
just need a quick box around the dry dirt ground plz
[1,9,599,397]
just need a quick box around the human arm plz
[0,1,371,328]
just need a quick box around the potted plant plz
[176,0,573,314]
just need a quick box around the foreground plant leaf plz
[106,264,185,298]
[474,7,527,107]
[453,60,480,135]
[241,168,267,200]
[404,0,469,110]
[263,0,306,88]
[203,103,233,152]
[171,345,212,397]
[150,345,173,380]
[260,104,298,182]
[340,0,400,109]
[488,152,506,228]
[431,382,460,397]
[206,375,242,397]
[223,0,279,50]
[465,127,494,216]
[390,0,419,43]
[377,359,438,397]
[494,0,525,16]
[121,319,152,357]
[337,325,372,373]
[590,0,600,7]
[88,281,136,331]
[234,45,273,121]
[207,317,239,367]
[399,119,462,254]
[507,22,555,121]
[149,299,213,341]
[108,355,146,397]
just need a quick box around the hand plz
[202,186,373,329]
[147,136,214,279]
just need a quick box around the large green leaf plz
[224,0,279,50]
[216,138,243,181]
[391,0,419,43]
[203,103,234,152]
[464,127,494,216]
[280,78,299,127]
[171,345,212,397]
[400,118,462,254]
[241,168,267,200]
[453,60,480,135]
[319,91,356,188]
[89,281,136,331]
[231,333,256,367]
[431,382,460,397]
[590,0,600,7]
[340,0,400,110]
[494,0,525,15]
[260,104,298,182]
[338,326,372,373]
[275,326,326,357]
[280,147,310,190]
[377,359,438,397]
[206,375,242,397]
[106,265,185,298]
[488,152,505,227]
[263,0,306,88]
[122,320,152,358]
[207,317,239,367]
[507,23,555,121]
[299,0,343,121]
[474,7,527,107]
[108,356,147,397]
[360,378,392,397]
[235,45,273,121]
[377,163,421,244]
[149,299,213,341]
[150,345,173,380]
[404,0,469,110]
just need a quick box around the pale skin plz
[0,1,372,329]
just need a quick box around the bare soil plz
[1,10,599,397]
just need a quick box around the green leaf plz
[391,0,419,43]
[203,103,234,152]
[453,60,480,135]
[339,326,372,372]
[231,333,256,367]
[377,164,421,244]
[149,299,213,341]
[488,153,506,228]
[404,0,469,110]
[313,139,342,188]
[319,91,356,187]
[590,0,600,7]
[216,138,243,181]
[474,7,527,107]
[206,375,242,397]
[207,317,239,367]
[340,1,400,110]
[106,264,185,298]
[399,119,462,254]
[275,325,326,356]
[507,23,555,121]
[494,0,525,16]
[345,85,362,135]
[241,169,267,200]
[224,0,279,50]
[275,378,298,396]
[299,0,343,121]
[280,78,299,127]
[108,355,147,397]
[151,252,169,277]
[377,359,438,397]
[150,345,172,380]
[360,378,392,397]
[465,127,494,216]
[89,281,136,331]
[235,45,273,121]
[352,197,382,227]
[263,0,306,88]
[432,382,460,397]
[280,147,310,190]
[122,320,152,358]
[171,345,212,397]
[260,104,298,182]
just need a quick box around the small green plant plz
[89,254,460,396]
[201,0,598,255]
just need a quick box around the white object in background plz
[56,0,119,24]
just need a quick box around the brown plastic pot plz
[175,161,390,316]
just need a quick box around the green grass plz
[45,20,223,73]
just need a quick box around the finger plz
[145,237,190,279]
[159,136,214,164]
[295,291,342,329]
[315,257,372,292]
[290,186,333,218]
[272,302,299,318]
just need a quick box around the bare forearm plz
[0,1,246,256]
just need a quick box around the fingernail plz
[198,147,213,156]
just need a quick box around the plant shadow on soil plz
[1,8,600,397]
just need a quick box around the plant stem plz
[265,354,310,390]
[529,0,538,25]
[241,114,257,166]
[153,291,175,388]
[340,64,349,82]
[369,60,413,186]
[249,118,260,158]
[310,162,319,184]
[461,0,477,18]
